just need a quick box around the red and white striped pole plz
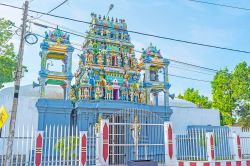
[164,122,176,165]
[206,132,215,162]
[96,119,109,166]
[35,131,43,166]
[79,131,87,166]
[233,132,242,163]
[101,119,109,165]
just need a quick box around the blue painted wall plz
[36,99,172,131]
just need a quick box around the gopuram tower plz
[36,13,173,131]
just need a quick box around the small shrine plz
[36,27,74,99]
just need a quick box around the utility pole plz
[5,1,29,165]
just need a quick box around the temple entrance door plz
[112,56,116,66]
[113,89,118,100]
[108,109,165,165]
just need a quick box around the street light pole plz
[5,1,29,165]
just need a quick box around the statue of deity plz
[139,90,145,103]
[134,90,139,103]
[105,82,113,100]
[130,115,141,158]
[129,90,134,102]
[95,86,102,100]
[97,53,103,65]
[120,86,127,101]
[83,87,89,99]
[86,52,94,64]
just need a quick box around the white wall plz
[169,99,220,132]
[0,85,221,134]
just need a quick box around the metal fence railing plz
[1,123,250,165]
[0,125,94,166]
[175,127,236,161]
[212,128,234,160]
[175,129,208,161]
[240,129,250,159]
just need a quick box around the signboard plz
[0,105,8,128]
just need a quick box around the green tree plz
[0,18,27,88]
[211,62,250,127]
[231,62,250,128]
[178,88,212,109]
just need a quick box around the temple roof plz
[44,27,70,45]
[86,13,131,44]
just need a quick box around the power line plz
[31,29,212,84]
[134,50,218,72]
[32,20,219,74]
[30,0,68,20]
[31,21,219,77]
[168,73,211,83]
[47,0,68,14]
[188,0,250,11]
[33,21,219,73]
[169,65,214,75]
[169,59,218,72]
[0,2,250,54]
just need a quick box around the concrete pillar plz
[232,132,242,161]
[79,131,87,166]
[96,119,109,166]
[35,131,43,166]
[164,122,176,165]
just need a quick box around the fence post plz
[164,122,176,165]
[96,119,109,166]
[79,131,87,166]
[206,132,215,162]
[35,131,43,166]
[232,132,242,161]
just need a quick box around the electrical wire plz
[32,21,219,73]
[168,73,211,83]
[188,0,250,11]
[31,30,212,83]
[0,2,250,54]
[47,0,68,14]
[134,49,218,72]
[169,65,214,75]
[30,0,68,20]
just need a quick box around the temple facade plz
[71,13,170,106]
[36,13,173,131]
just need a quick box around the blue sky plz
[1,0,250,98]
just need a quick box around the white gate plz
[108,108,165,165]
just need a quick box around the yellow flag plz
[0,105,8,128]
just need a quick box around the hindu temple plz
[35,13,173,131]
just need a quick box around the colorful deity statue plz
[105,82,113,100]
[83,87,90,99]
[86,52,94,64]
[97,52,103,65]
[134,90,139,103]
[120,85,128,101]
[130,115,141,156]
[139,90,145,103]
[95,86,102,100]
[100,77,106,87]
[70,85,79,101]
[129,89,134,102]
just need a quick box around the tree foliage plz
[212,62,250,127]
[0,18,27,88]
[178,88,212,109]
